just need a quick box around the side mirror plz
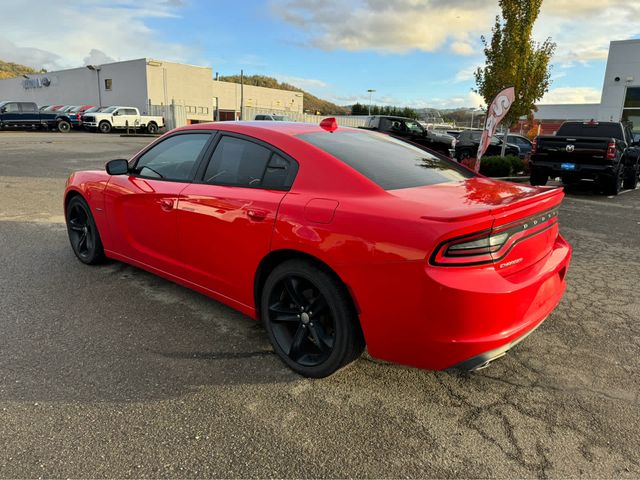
[106,159,129,175]
[0,107,6,113]
[113,111,119,116]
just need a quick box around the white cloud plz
[0,1,196,70]
[83,49,115,66]
[450,41,474,56]
[539,87,602,104]
[271,0,640,66]
[270,0,496,54]
[275,74,328,90]
[454,64,478,83]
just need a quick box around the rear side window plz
[298,130,474,190]
[20,103,37,113]
[556,123,624,140]
[133,133,211,181]
[203,136,297,189]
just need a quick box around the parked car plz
[64,120,571,377]
[67,105,95,128]
[255,114,290,121]
[530,121,640,194]
[499,133,533,158]
[0,101,74,132]
[43,105,65,112]
[38,105,50,111]
[82,106,165,134]
[360,115,455,156]
[454,130,520,161]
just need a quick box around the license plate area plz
[560,163,576,171]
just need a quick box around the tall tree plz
[474,0,555,154]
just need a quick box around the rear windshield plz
[557,123,623,140]
[298,130,474,190]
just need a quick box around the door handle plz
[246,208,268,221]
[159,198,174,211]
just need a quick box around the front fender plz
[64,170,113,249]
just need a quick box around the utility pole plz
[240,69,244,120]
[86,65,102,107]
[367,89,375,115]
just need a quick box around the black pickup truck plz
[0,101,73,132]
[359,115,455,156]
[530,121,640,195]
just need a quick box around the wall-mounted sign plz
[22,76,54,89]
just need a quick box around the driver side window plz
[132,133,211,181]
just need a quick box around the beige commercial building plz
[0,58,304,126]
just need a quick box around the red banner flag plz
[474,86,515,172]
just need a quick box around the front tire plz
[99,121,112,134]
[57,120,71,133]
[65,196,105,265]
[261,260,364,378]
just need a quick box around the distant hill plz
[218,74,349,115]
[0,60,45,79]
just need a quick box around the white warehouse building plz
[535,39,640,136]
[0,58,304,127]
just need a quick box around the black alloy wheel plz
[99,121,112,134]
[262,260,364,377]
[66,196,105,265]
[147,122,158,134]
[57,120,71,133]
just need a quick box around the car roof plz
[173,120,362,137]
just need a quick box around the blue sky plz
[1,0,639,109]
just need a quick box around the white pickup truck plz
[81,106,164,134]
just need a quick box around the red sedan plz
[64,120,571,377]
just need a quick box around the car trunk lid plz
[389,177,564,273]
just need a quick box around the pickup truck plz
[359,115,455,156]
[0,101,74,132]
[530,121,640,195]
[82,106,165,134]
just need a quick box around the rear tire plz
[623,164,639,190]
[65,196,105,265]
[603,166,624,195]
[530,169,548,186]
[146,122,158,134]
[57,120,71,133]
[99,121,112,134]
[261,259,364,378]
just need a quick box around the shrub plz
[478,156,513,177]
[507,155,527,175]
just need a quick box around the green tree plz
[474,0,555,140]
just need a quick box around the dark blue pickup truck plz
[0,101,73,132]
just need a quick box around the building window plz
[622,87,640,135]
[197,106,209,114]
[104,79,113,91]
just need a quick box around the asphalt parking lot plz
[0,131,638,478]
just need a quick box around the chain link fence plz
[148,103,368,130]
[243,107,368,128]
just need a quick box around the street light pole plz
[367,89,376,115]
[86,65,102,108]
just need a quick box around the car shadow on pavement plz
[0,221,301,404]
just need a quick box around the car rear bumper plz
[531,160,616,176]
[342,233,572,371]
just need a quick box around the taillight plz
[531,137,537,155]
[606,141,616,160]
[430,207,560,267]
